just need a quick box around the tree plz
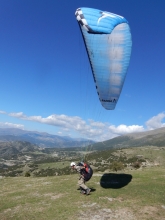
[110,161,124,172]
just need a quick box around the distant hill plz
[91,127,165,150]
[0,141,39,158]
[1,127,164,151]
[0,128,95,148]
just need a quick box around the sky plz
[0,0,165,142]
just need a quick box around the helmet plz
[70,162,76,167]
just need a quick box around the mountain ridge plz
[0,128,94,148]
[0,127,165,151]
[91,127,165,150]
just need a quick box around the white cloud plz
[1,110,165,142]
[88,120,106,128]
[0,122,24,129]
[0,112,144,141]
[0,111,7,114]
[9,112,26,118]
[146,112,165,130]
[57,131,62,135]
[0,111,145,141]
[108,124,144,135]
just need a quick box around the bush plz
[110,161,124,172]
[24,171,31,177]
[132,162,141,169]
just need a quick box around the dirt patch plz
[14,196,23,200]
[25,184,32,187]
[137,206,164,220]
[93,174,103,177]
[82,203,97,207]
[99,196,124,202]
[162,205,165,210]
[2,203,47,216]
[3,208,12,214]
[51,194,63,200]
[78,203,165,220]
[44,193,63,200]
[41,181,52,185]
[30,192,64,200]
[78,205,136,220]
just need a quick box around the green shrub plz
[110,161,124,172]
[132,161,141,169]
[25,171,31,177]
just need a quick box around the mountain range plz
[92,127,165,150]
[0,128,94,148]
[0,127,165,155]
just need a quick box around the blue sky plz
[0,0,165,141]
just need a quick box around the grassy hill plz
[1,146,165,219]
[1,166,165,220]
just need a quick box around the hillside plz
[1,143,165,219]
[1,166,165,219]
[92,127,165,150]
[0,141,39,158]
[0,127,164,150]
[0,128,95,148]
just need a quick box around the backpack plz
[78,162,93,181]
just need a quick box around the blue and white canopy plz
[75,7,132,110]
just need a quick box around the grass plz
[36,161,70,169]
[122,146,165,165]
[1,166,165,220]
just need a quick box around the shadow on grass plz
[77,187,96,192]
[90,187,96,192]
[100,173,132,189]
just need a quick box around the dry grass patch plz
[78,206,136,220]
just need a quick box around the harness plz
[78,162,93,181]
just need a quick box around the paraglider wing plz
[75,8,132,110]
